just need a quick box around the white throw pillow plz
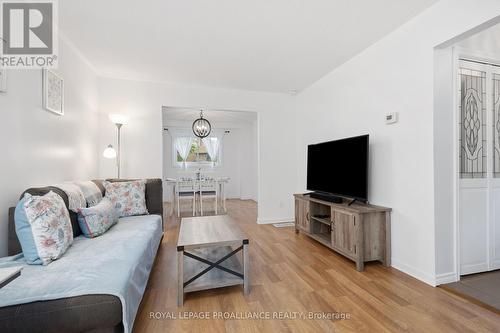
[103,180,148,217]
[15,191,73,265]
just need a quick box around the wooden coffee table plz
[177,215,249,306]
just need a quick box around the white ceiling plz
[457,23,500,56]
[60,0,437,93]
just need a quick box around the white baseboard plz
[491,260,500,270]
[257,217,294,225]
[240,196,258,201]
[460,263,489,276]
[391,258,436,287]
[435,272,457,285]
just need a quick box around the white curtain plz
[174,137,193,168]
[202,137,219,165]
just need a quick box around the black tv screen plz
[307,135,369,201]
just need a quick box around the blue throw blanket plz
[0,214,163,333]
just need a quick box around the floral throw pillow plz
[77,197,118,238]
[103,180,148,217]
[14,191,73,265]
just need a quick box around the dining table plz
[164,177,230,216]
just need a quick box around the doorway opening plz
[161,106,258,218]
[434,19,500,312]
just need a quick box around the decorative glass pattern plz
[459,68,487,178]
[494,73,500,178]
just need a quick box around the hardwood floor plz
[133,200,500,332]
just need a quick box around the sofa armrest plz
[8,207,21,256]
[144,179,163,219]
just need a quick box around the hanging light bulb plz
[192,110,211,138]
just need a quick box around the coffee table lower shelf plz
[184,246,244,293]
[177,243,249,306]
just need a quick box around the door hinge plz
[354,245,357,254]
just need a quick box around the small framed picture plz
[43,68,64,115]
[0,68,6,93]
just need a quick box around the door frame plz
[452,47,500,282]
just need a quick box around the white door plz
[492,68,500,269]
[459,59,500,275]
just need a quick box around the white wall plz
[0,38,99,256]
[294,0,500,285]
[239,120,259,201]
[433,47,456,284]
[162,119,258,201]
[98,78,295,223]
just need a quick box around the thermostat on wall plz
[385,112,398,124]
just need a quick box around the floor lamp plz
[103,114,129,178]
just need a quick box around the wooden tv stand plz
[294,193,391,271]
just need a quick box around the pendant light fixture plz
[192,110,211,138]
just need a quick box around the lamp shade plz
[108,114,129,125]
[103,144,117,158]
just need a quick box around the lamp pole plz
[108,114,129,179]
[116,123,123,179]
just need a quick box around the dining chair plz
[199,178,218,216]
[176,179,196,217]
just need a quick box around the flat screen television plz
[307,134,369,203]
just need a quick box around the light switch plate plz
[385,112,398,124]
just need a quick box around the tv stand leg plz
[383,213,391,267]
[355,215,364,271]
[356,261,364,272]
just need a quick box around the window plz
[173,136,221,167]
[459,66,487,178]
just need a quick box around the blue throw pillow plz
[15,197,42,265]
[77,197,118,238]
